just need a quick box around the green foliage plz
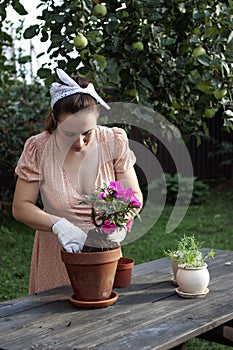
[164,233,215,268]
[164,233,203,260]
[0,4,30,83]
[0,81,49,206]
[0,222,34,301]
[209,140,233,167]
[16,0,233,141]
[178,247,215,268]
[149,173,210,205]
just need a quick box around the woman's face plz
[56,107,98,153]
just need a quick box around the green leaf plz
[107,58,118,72]
[12,0,28,16]
[23,25,40,39]
[41,30,49,42]
[202,121,209,137]
[51,34,64,43]
[197,55,211,66]
[227,31,233,47]
[225,50,233,62]
[63,41,74,50]
[222,61,230,76]
[81,0,93,13]
[203,26,217,39]
[37,68,52,79]
[195,134,201,147]
[0,6,7,20]
[151,141,157,154]
[52,14,66,23]
[210,57,221,67]
[162,37,176,46]
[140,78,154,91]
[86,31,103,44]
[18,56,31,64]
[196,82,212,94]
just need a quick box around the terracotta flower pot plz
[113,257,135,288]
[61,247,121,301]
[172,260,179,279]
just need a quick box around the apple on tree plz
[213,88,227,100]
[204,108,216,118]
[131,41,144,51]
[126,88,137,97]
[93,4,107,18]
[192,46,206,58]
[74,34,88,50]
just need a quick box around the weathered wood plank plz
[132,257,171,276]
[0,285,72,318]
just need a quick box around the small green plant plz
[164,234,215,268]
[164,234,201,261]
[164,248,182,262]
[178,248,215,268]
[177,234,203,251]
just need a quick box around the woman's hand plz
[51,218,87,252]
[107,226,127,245]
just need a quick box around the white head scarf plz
[50,68,110,110]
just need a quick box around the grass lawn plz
[123,180,233,264]
[0,179,232,349]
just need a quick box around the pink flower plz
[122,187,134,201]
[109,181,125,197]
[101,220,117,234]
[81,181,142,239]
[130,196,141,208]
[98,190,109,199]
[126,218,133,232]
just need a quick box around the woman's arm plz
[116,167,143,210]
[12,178,86,251]
[12,178,59,231]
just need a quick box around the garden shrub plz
[148,173,210,205]
[0,81,50,211]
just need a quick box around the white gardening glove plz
[107,227,127,245]
[51,218,87,252]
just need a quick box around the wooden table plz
[0,249,233,350]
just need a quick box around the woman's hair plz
[45,75,97,133]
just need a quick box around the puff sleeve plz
[15,132,50,182]
[112,127,136,173]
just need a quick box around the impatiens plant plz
[82,181,141,234]
[80,181,141,252]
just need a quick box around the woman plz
[12,68,143,294]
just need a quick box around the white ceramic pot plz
[176,263,210,293]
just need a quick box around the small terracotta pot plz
[61,247,121,301]
[113,257,135,288]
[172,260,179,279]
